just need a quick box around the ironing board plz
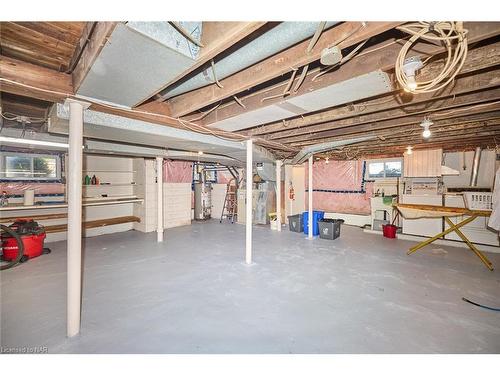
[395,203,494,271]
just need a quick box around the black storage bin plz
[288,214,303,233]
[318,218,342,240]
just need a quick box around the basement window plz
[0,151,62,182]
[366,159,402,179]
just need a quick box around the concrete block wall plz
[133,158,191,232]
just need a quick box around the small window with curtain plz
[0,151,62,181]
[366,159,402,179]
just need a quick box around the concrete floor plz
[1,221,500,354]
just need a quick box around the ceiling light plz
[198,151,204,155]
[406,146,413,155]
[420,117,433,138]
[325,157,330,164]
[0,136,69,149]
[402,56,423,92]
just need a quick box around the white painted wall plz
[284,164,305,223]
[211,183,228,221]
[443,150,496,188]
[133,158,192,232]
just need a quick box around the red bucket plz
[382,224,397,239]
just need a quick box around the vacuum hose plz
[0,224,24,271]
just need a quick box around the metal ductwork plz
[289,136,376,165]
[160,22,338,99]
[470,147,482,187]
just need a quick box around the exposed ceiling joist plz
[286,108,500,146]
[71,22,118,91]
[135,22,268,107]
[243,41,500,137]
[166,22,403,117]
[267,85,500,141]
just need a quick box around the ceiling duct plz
[48,103,275,165]
[209,70,393,132]
[160,22,338,100]
[290,136,376,165]
[77,22,201,107]
[470,147,482,187]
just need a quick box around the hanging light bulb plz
[402,56,423,93]
[406,75,418,92]
[325,157,330,164]
[406,146,413,155]
[420,117,433,138]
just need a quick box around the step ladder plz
[220,179,238,223]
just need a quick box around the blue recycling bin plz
[302,211,325,236]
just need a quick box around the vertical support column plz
[66,99,89,338]
[276,160,282,231]
[246,139,253,264]
[308,155,313,239]
[156,157,164,242]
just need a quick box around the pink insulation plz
[163,160,193,183]
[305,159,372,215]
[0,182,65,197]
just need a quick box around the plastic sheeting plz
[305,160,373,215]
[0,182,65,197]
[163,160,193,183]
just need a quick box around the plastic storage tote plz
[318,218,342,240]
[288,214,304,233]
[302,211,325,236]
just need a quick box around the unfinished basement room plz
[1,2,500,371]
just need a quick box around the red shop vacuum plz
[1,219,51,270]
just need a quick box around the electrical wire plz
[211,59,224,88]
[306,22,327,53]
[395,21,468,94]
[462,297,500,312]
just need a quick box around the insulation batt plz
[163,160,193,183]
[305,159,373,215]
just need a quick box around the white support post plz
[276,160,282,231]
[156,157,164,242]
[308,155,313,239]
[246,139,253,264]
[66,99,89,338]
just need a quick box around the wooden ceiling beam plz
[135,22,268,107]
[243,42,500,136]
[286,110,500,147]
[266,84,500,141]
[166,22,403,117]
[71,22,118,91]
[200,22,500,127]
[67,22,96,73]
[0,55,74,102]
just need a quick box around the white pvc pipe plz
[246,139,253,264]
[276,160,282,231]
[308,155,313,239]
[156,157,164,242]
[66,99,88,338]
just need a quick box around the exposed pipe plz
[470,147,482,187]
[246,139,253,264]
[160,22,338,100]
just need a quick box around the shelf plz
[82,183,139,187]
[82,170,136,173]
[0,198,144,211]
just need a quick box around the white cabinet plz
[404,149,443,177]
[401,194,443,237]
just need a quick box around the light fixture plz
[420,117,433,138]
[406,146,413,155]
[402,56,423,92]
[198,151,204,155]
[0,136,69,149]
[325,157,330,164]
